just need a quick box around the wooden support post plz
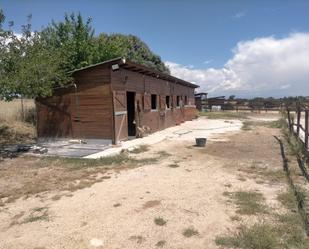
[305,110,308,151]
[297,106,301,136]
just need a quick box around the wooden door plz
[113,91,128,143]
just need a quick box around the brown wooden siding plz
[36,66,113,140]
[111,68,197,142]
[36,89,74,138]
[36,63,197,143]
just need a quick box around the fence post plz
[297,106,301,136]
[287,109,292,132]
[20,96,25,121]
[305,110,308,151]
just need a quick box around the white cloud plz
[234,11,246,19]
[203,59,213,64]
[166,33,309,97]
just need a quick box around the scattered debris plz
[0,144,48,158]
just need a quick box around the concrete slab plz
[85,117,243,159]
[38,139,112,158]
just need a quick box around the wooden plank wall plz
[37,64,197,142]
[111,68,197,141]
[36,88,74,138]
[36,65,113,140]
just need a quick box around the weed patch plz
[154,217,167,226]
[22,207,49,224]
[51,195,62,201]
[241,119,284,132]
[242,121,252,131]
[199,111,249,120]
[224,191,267,215]
[277,188,298,210]
[0,121,35,145]
[239,161,286,184]
[267,119,285,129]
[40,153,130,169]
[129,235,145,244]
[168,163,179,168]
[157,151,171,158]
[283,128,305,157]
[155,240,166,247]
[182,227,199,237]
[216,224,278,249]
[40,153,159,170]
[130,145,149,154]
[230,215,241,221]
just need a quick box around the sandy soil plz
[0,115,288,249]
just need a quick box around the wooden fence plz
[286,106,309,152]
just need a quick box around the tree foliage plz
[93,33,170,74]
[40,13,170,74]
[40,13,96,72]
[0,11,169,100]
[0,11,70,100]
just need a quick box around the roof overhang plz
[71,57,199,89]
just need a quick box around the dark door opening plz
[126,91,136,136]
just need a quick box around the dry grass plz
[239,161,286,184]
[216,223,278,249]
[242,119,285,131]
[182,227,199,237]
[230,215,241,221]
[0,151,163,206]
[241,121,252,130]
[155,240,166,247]
[0,99,35,122]
[216,188,309,249]
[199,111,249,120]
[10,206,50,227]
[277,188,298,210]
[0,121,36,146]
[156,151,172,158]
[223,191,267,215]
[130,145,149,154]
[22,207,49,224]
[0,99,36,145]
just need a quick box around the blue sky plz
[1,0,309,97]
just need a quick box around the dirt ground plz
[0,113,303,249]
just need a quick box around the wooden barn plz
[36,58,199,144]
